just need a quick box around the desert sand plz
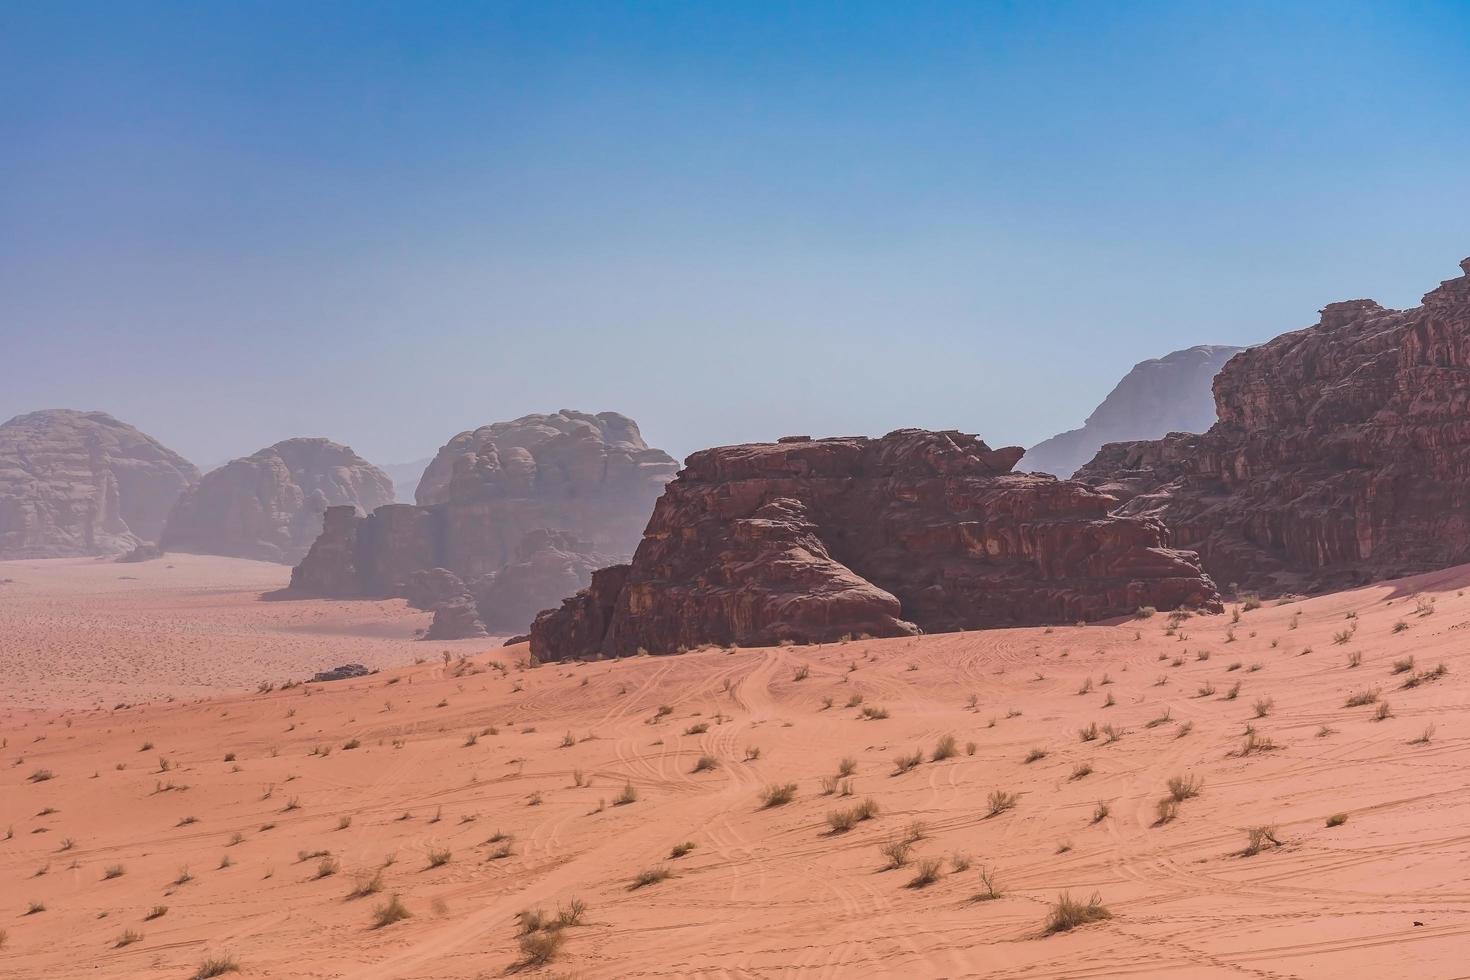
[4,559,1470,977]
[0,555,487,718]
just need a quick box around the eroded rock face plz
[290,411,674,636]
[161,438,394,564]
[1022,345,1243,479]
[530,429,1220,661]
[1075,257,1470,593]
[0,410,198,558]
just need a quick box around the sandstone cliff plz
[290,411,675,636]
[530,429,1220,661]
[0,409,198,558]
[1022,345,1243,479]
[1076,256,1470,593]
[161,438,394,564]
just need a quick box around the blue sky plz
[3,1,1468,467]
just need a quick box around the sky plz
[2,1,1468,469]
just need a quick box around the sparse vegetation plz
[987,789,1019,816]
[760,783,797,807]
[190,954,241,979]
[372,894,411,929]
[630,865,671,889]
[1043,892,1112,934]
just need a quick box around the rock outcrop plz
[161,438,394,564]
[0,409,199,559]
[530,429,1220,661]
[1075,256,1470,594]
[1022,345,1243,478]
[290,411,675,636]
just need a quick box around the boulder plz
[0,409,198,558]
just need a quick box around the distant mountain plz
[1021,344,1243,478]
[161,438,394,564]
[380,459,432,503]
[0,409,198,558]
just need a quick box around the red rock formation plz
[0,410,198,558]
[162,438,394,564]
[290,411,674,636]
[530,429,1220,661]
[415,410,677,568]
[1076,257,1470,593]
[1023,345,1243,478]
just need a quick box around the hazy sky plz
[3,1,1468,468]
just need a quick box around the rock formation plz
[161,438,394,564]
[530,429,1221,661]
[290,411,675,636]
[1075,256,1470,594]
[1022,345,1243,478]
[0,409,198,559]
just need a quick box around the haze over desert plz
[7,3,1470,976]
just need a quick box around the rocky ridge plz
[530,429,1220,661]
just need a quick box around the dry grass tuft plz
[760,783,797,808]
[191,954,241,979]
[1043,892,1112,935]
[372,893,411,928]
[630,865,671,889]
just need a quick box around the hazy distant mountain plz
[380,459,432,503]
[161,438,395,563]
[1021,345,1244,479]
[0,409,198,558]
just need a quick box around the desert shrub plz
[1167,774,1202,802]
[879,839,912,869]
[974,865,1003,901]
[907,857,943,888]
[931,734,958,761]
[1326,812,1348,827]
[630,865,671,889]
[1240,824,1281,856]
[760,783,797,807]
[893,749,923,774]
[987,789,1019,816]
[1043,892,1112,934]
[1023,747,1047,764]
[348,870,383,899]
[372,894,411,928]
[670,841,696,858]
[191,955,241,979]
[518,928,565,965]
[691,755,718,773]
[613,781,638,806]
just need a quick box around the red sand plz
[3,555,1470,977]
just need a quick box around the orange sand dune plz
[4,560,1470,977]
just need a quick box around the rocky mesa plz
[290,411,676,636]
[160,437,395,564]
[0,409,198,559]
[1076,256,1470,594]
[530,428,1221,661]
[1022,344,1243,479]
